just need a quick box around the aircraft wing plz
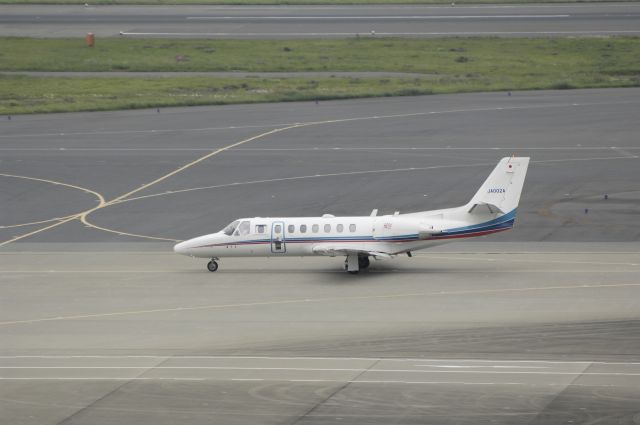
[312,244,392,259]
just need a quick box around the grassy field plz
[0,75,434,114]
[3,37,640,75]
[1,37,639,114]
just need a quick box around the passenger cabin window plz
[256,224,266,234]
[274,224,282,233]
[337,224,344,233]
[223,220,240,236]
[288,224,295,234]
[300,224,307,233]
[324,224,331,233]
[238,221,250,236]
[349,224,356,233]
[312,224,319,233]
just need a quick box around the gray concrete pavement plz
[1,3,639,38]
[2,355,639,388]
[1,246,639,424]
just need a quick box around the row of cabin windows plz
[226,221,359,237]
[287,223,357,234]
[257,223,358,234]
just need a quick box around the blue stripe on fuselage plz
[441,208,517,236]
[202,209,517,247]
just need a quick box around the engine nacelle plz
[418,222,443,240]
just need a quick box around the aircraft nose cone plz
[173,241,190,255]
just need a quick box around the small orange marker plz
[86,32,95,48]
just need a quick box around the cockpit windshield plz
[222,220,240,236]
[237,221,250,236]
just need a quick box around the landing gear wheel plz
[207,260,219,272]
[345,254,360,274]
[358,256,370,269]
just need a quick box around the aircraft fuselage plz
[174,209,515,259]
[174,157,528,273]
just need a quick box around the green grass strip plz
[3,37,640,75]
[1,37,639,114]
[0,75,424,113]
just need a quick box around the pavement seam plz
[287,358,381,425]
[52,357,168,425]
[524,362,593,424]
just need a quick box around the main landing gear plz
[207,258,219,272]
[344,254,370,274]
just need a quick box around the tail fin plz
[466,157,530,215]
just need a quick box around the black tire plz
[358,256,370,269]
[348,270,359,275]
[207,260,219,272]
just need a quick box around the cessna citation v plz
[174,157,529,274]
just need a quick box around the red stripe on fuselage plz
[429,227,510,240]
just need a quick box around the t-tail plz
[465,156,530,222]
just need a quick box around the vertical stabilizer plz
[467,157,530,215]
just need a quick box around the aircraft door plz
[271,221,286,253]
[373,217,395,240]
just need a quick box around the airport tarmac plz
[1,3,639,38]
[1,89,639,244]
[1,245,640,424]
[1,89,639,424]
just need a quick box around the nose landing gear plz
[207,259,219,272]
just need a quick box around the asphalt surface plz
[1,89,640,424]
[1,3,639,38]
[1,88,639,244]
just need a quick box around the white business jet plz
[174,157,529,273]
